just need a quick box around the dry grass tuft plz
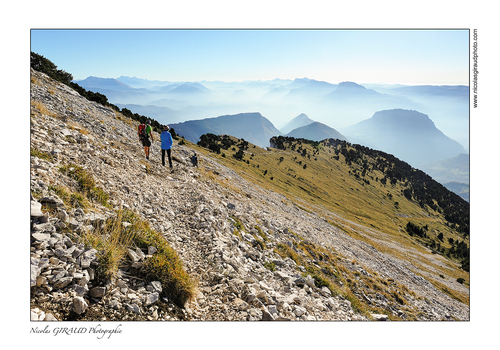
[121,210,197,306]
[80,211,136,283]
[79,209,196,307]
[31,100,55,117]
[59,163,109,207]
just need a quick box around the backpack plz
[138,124,146,137]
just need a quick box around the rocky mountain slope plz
[30,68,469,322]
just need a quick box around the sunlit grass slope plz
[184,134,470,298]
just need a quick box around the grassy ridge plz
[191,134,470,296]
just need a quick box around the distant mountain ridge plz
[323,82,423,111]
[419,153,469,185]
[330,81,379,95]
[387,85,469,99]
[280,113,315,134]
[444,182,469,202]
[76,76,134,91]
[282,79,338,101]
[75,74,468,151]
[159,82,211,94]
[115,103,183,124]
[169,112,282,148]
[286,122,347,142]
[116,76,174,88]
[342,109,466,168]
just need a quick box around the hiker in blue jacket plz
[161,125,174,168]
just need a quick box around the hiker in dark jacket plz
[191,152,198,167]
[139,120,154,160]
[160,125,174,168]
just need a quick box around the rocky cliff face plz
[30,68,469,321]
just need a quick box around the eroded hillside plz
[30,68,469,321]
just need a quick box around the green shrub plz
[312,274,330,289]
[233,149,244,160]
[31,147,53,162]
[80,211,136,284]
[254,225,268,241]
[229,215,245,231]
[275,243,302,266]
[263,261,276,271]
[406,221,426,238]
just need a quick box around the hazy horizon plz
[83,74,468,151]
[30,29,470,152]
[31,29,469,86]
[76,75,470,87]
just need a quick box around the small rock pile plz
[30,195,181,321]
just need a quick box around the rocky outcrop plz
[30,68,469,321]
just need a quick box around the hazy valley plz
[77,75,469,190]
[77,75,469,150]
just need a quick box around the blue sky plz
[31,29,469,85]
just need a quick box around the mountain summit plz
[342,109,466,167]
[286,121,347,142]
[334,81,378,94]
[76,76,133,91]
[169,112,281,148]
[280,113,315,134]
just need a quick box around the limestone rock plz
[293,305,306,317]
[73,296,88,314]
[79,249,97,268]
[31,201,44,217]
[31,265,41,287]
[149,281,162,293]
[125,303,141,314]
[53,277,73,290]
[128,249,141,262]
[261,309,275,321]
[145,292,159,306]
[90,286,106,298]
[371,313,389,321]
[39,196,65,209]
[305,275,316,288]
